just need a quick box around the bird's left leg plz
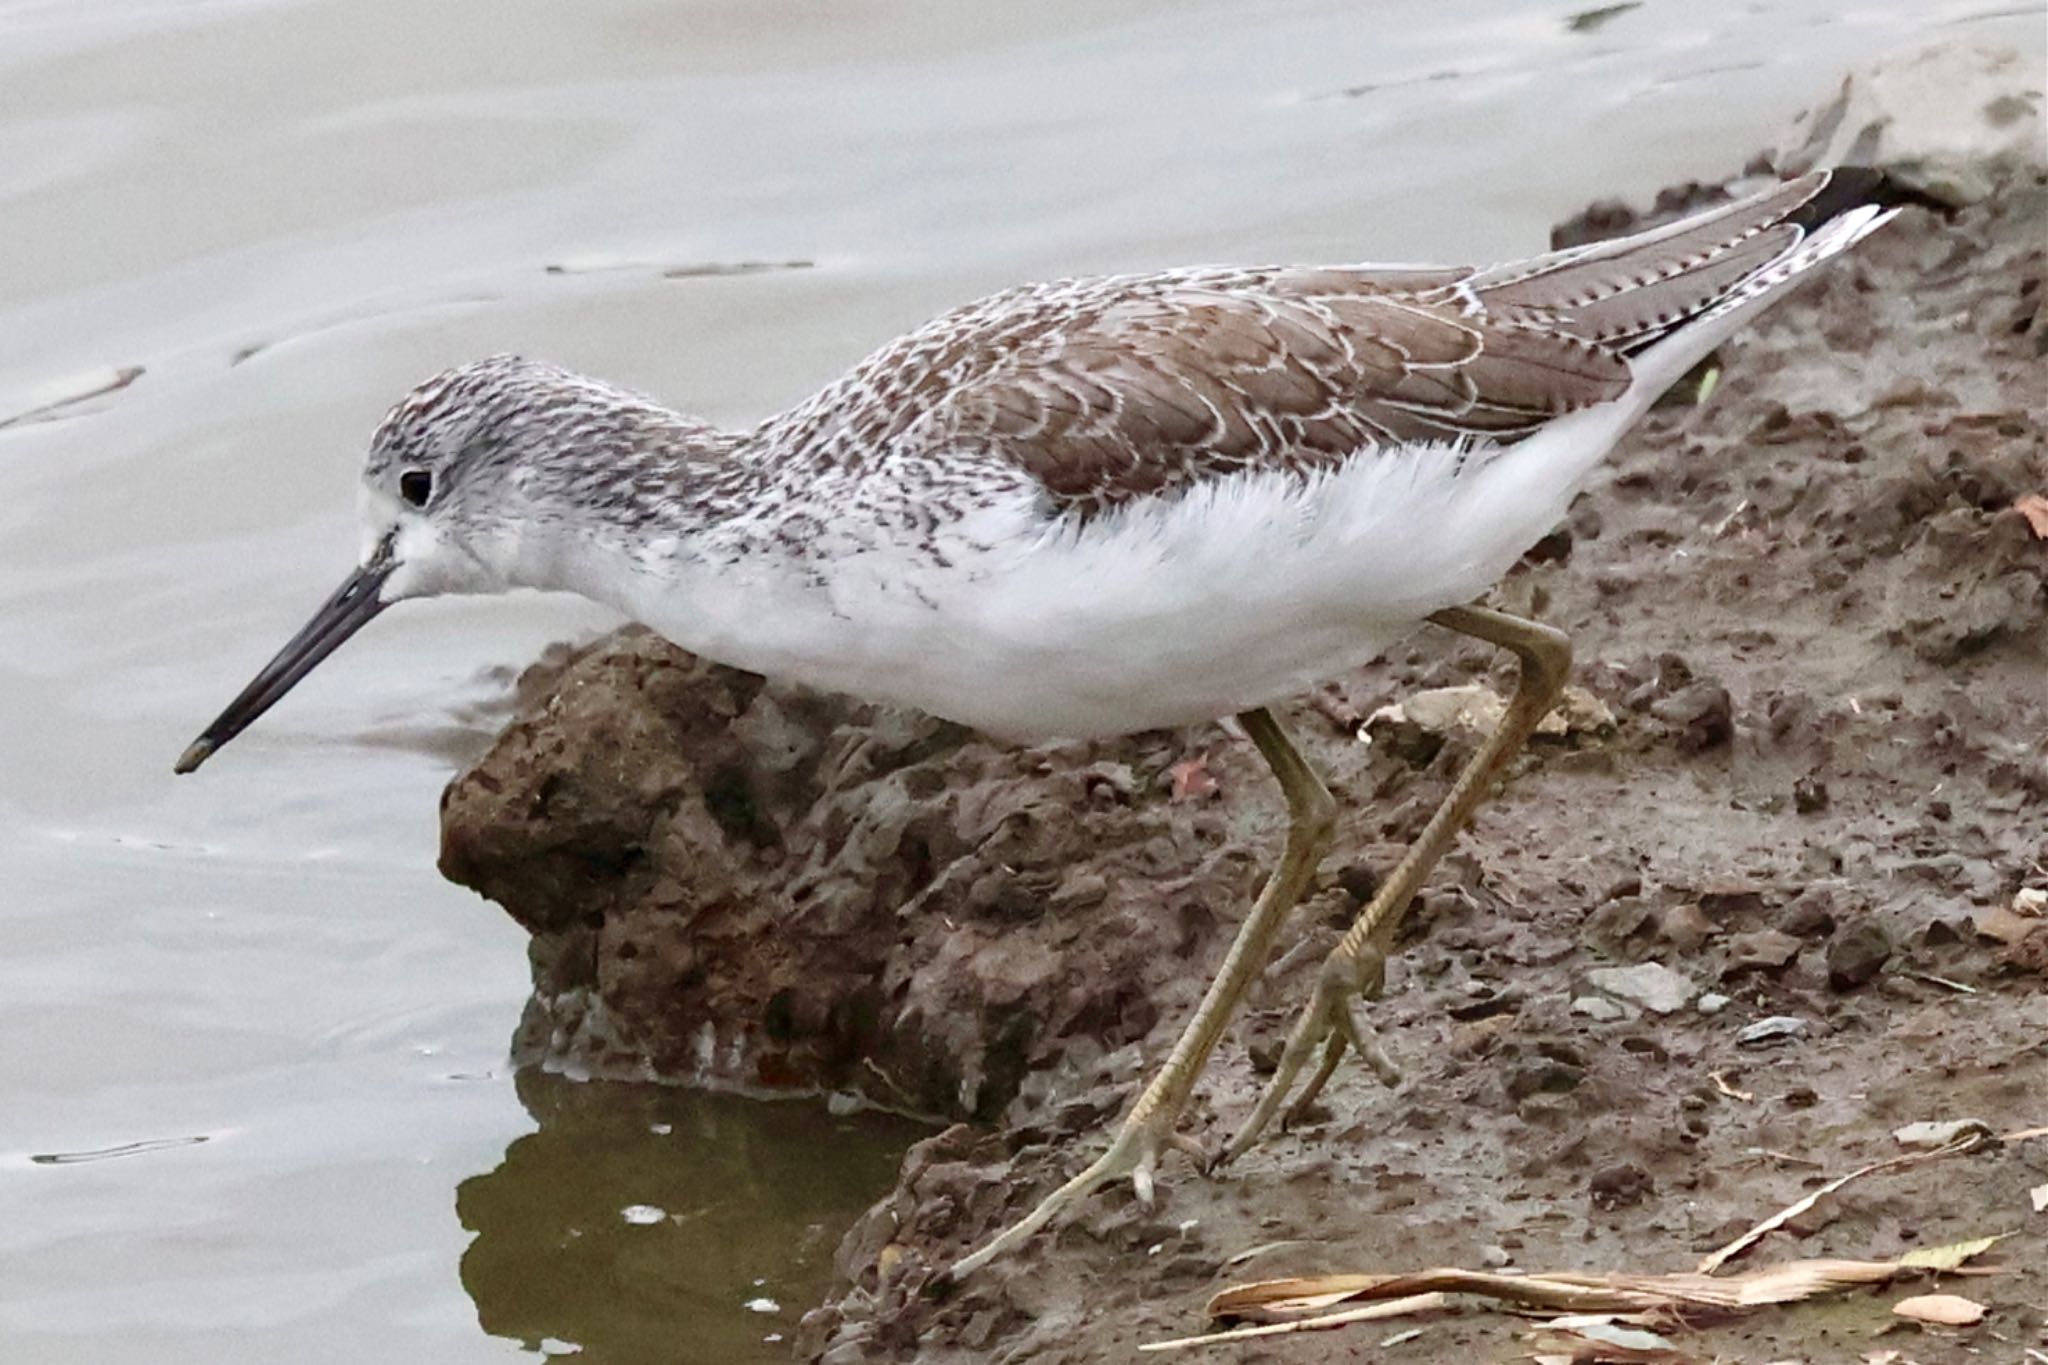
[1219,604,1571,1164]
[947,706,1336,1279]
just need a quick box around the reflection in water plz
[458,1071,928,1364]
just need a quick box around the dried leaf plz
[1903,970,1977,993]
[1524,1321,1696,1362]
[1172,1237,2010,1353]
[2015,493,2048,539]
[1892,1293,1986,1325]
[1897,1233,2009,1269]
[1725,1257,1907,1304]
[1701,1134,1995,1272]
[1206,1250,1992,1326]
[1711,1070,1754,1102]
[1142,1291,1449,1352]
[1208,1273,1392,1320]
[1697,1162,1885,1272]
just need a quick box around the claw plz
[946,1103,1190,1279]
[1220,940,1401,1163]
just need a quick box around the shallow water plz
[1,1,2040,1360]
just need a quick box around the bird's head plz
[174,354,691,775]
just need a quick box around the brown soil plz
[439,173,2048,1364]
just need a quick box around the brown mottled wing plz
[907,272,1630,514]
[877,170,1855,515]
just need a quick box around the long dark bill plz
[174,540,396,774]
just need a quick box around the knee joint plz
[1296,786,1339,846]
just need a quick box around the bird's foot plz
[1219,941,1401,1165]
[945,1095,1205,1280]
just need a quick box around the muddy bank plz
[440,172,2046,1360]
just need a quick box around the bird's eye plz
[399,469,432,507]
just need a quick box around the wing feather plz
[760,169,1892,517]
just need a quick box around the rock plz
[1792,776,1830,814]
[1506,1057,1585,1100]
[1588,1162,1655,1211]
[1585,962,1695,1015]
[1366,683,1615,746]
[1736,1016,1811,1047]
[1723,929,1804,974]
[434,629,1266,1120]
[1448,983,1524,1020]
[1780,885,1845,939]
[1649,681,1734,752]
[1974,902,2046,946]
[1571,995,1629,1022]
[1826,920,1894,990]
[1773,42,2047,204]
[1657,902,1716,952]
[1696,992,1732,1016]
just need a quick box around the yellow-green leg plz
[1220,604,1572,1163]
[947,706,1336,1279]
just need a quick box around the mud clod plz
[1826,919,1896,990]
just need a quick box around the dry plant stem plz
[947,706,1337,1279]
[1222,604,1572,1161]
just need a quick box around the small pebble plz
[1736,1015,1809,1047]
[1696,992,1731,1015]
[1586,962,1695,1015]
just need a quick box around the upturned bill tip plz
[173,738,215,775]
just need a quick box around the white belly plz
[614,427,1607,740]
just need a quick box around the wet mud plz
[440,172,2046,1362]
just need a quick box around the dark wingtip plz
[1795,166,1962,231]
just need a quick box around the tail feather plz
[1472,167,1933,364]
[1430,167,1930,600]
[1622,197,1894,401]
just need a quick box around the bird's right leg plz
[945,706,1336,1280]
[1221,604,1572,1162]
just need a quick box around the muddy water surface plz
[1,1,2039,1361]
